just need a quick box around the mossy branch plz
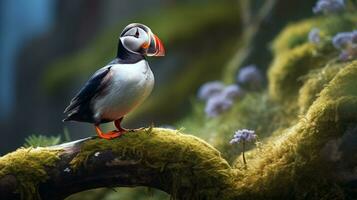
[0,128,238,200]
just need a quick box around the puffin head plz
[119,23,165,57]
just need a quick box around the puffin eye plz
[134,29,140,38]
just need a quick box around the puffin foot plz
[95,126,126,140]
[114,118,131,132]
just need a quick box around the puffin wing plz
[63,66,112,122]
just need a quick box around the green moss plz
[268,13,357,103]
[221,95,287,160]
[24,134,62,148]
[0,147,61,199]
[298,62,344,114]
[70,128,235,199]
[268,42,336,102]
[232,61,357,199]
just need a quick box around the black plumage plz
[63,67,112,124]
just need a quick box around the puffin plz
[63,23,165,139]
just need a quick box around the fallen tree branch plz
[0,128,237,200]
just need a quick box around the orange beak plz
[146,33,165,56]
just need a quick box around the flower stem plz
[242,142,247,166]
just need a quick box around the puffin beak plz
[146,33,165,56]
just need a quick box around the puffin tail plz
[62,112,76,122]
[62,117,70,122]
[62,116,72,122]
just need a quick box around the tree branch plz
[0,128,237,200]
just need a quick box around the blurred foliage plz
[23,128,71,147]
[24,135,61,148]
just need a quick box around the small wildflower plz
[205,95,233,117]
[230,129,257,144]
[237,65,263,90]
[197,81,225,101]
[313,0,345,14]
[222,84,244,100]
[230,129,256,166]
[94,152,100,157]
[308,28,321,44]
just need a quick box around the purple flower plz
[313,0,345,14]
[222,84,244,100]
[230,129,256,144]
[332,32,353,49]
[205,95,233,117]
[352,30,357,43]
[339,50,350,61]
[308,28,321,44]
[237,65,263,89]
[197,81,225,101]
[230,129,257,166]
[332,30,357,61]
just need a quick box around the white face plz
[120,27,151,54]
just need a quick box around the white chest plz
[93,60,154,120]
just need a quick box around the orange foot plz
[95,125,126,140]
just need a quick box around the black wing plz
[63,66,112,123]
